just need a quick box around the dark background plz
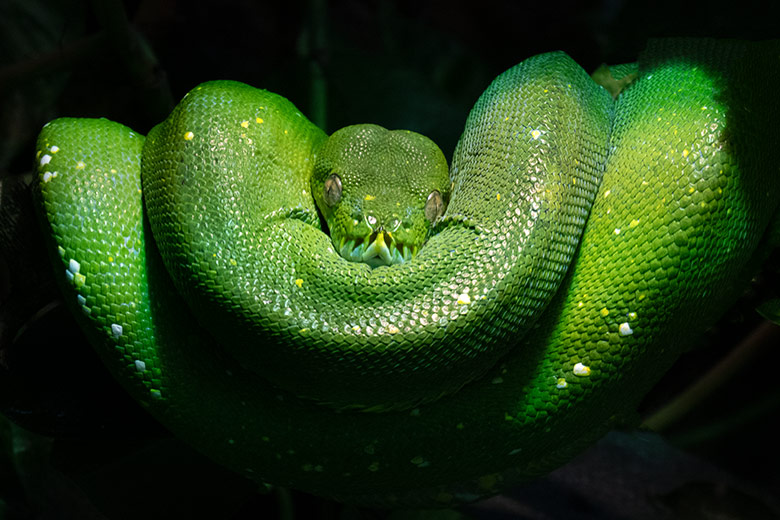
[1,1,779,519]
[3,0,780,171]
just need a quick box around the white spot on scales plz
[111,324,123,339]
[619,322,633,336]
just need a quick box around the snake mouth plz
[337,229,419,267]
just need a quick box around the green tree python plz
[31,38,780,506]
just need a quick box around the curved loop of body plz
[33,38,779,506]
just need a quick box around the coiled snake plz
[32,38,779,506]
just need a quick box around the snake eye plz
[323,174,342,206]
[424,190,444,223]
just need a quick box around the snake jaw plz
[336,229,418,267]
[362,230,394,267]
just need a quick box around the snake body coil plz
[33,39,779,506]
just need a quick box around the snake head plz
[312,124,450,268]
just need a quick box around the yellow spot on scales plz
[364,194,376,201]
[573,363,591,376]
[75,161,85,170]
[184,131,194,140]
[295,279,303,288]
[600,308,609,317]
[530,129,541,140]
[241,120,249,128]
[629,219,640,228]
[256,117,264,124]
[496,193,501,201]
[682,149,690,157]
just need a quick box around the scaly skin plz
[32,39,779,507]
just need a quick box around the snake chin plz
[337,232,418,267]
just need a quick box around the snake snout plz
[335,224,419,268]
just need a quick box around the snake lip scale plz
[31,38,780,507]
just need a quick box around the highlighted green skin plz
[33,39,779,506]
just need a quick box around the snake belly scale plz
[33,39,779,506]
